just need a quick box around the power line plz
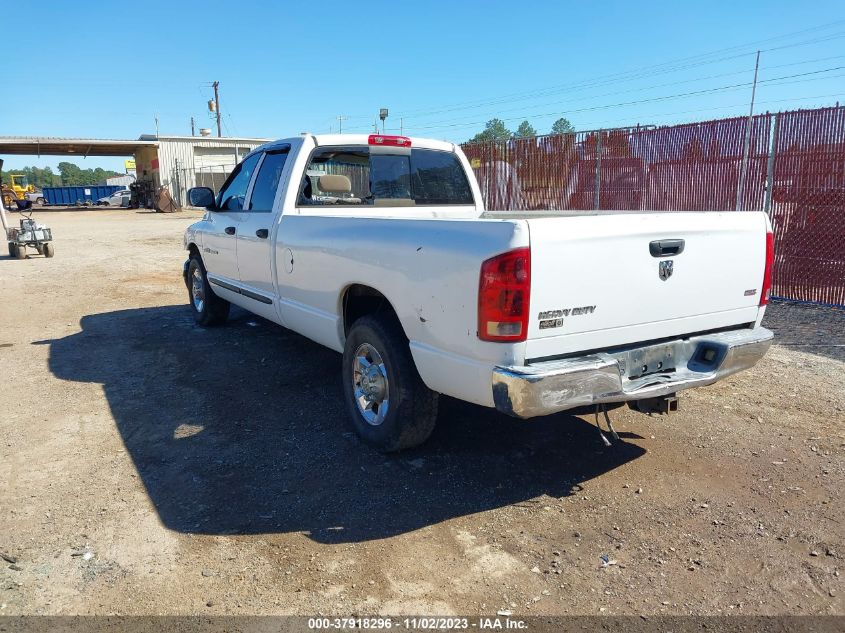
[398,64,845,133]
[357,25,845,122]
[331,22,845,136]
[392,57,837,130]
[539,93,845,132]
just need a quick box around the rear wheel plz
[14,244,26,259]
[187,254,229,326]
[7,241,14,257]
[342,315,438,452]
[43,242,55,258]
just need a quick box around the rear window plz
[298,147,473,207]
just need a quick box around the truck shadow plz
[45,305,646,544]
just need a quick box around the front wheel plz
[187,254,229,326]
[14,244,26,259]
[43,242,55,258]
[342,315,438,452]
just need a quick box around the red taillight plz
[368,134,411,147]
[478,248,531,342]
[760,231,774,306]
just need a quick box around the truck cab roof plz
[251,134,457,157]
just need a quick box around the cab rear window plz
[298,147,473,206]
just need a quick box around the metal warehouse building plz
[134,134,270,203]
[0,133,270,207]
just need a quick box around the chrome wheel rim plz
[352,343,389,426]
[191,266,205,313]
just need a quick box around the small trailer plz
[1,160,55,259]
[4,200,55,259]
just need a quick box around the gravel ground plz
[0,209,842,616]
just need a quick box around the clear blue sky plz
[3,0,845,172]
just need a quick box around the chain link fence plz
[461,105,845,307]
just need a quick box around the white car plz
[183,134,774,451]
[96,189,131,206]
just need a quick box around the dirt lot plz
[0,209,843,616]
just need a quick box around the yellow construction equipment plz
[1,174,35,208]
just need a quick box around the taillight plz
[478,248,531,342]
[760,231,774,306]
[368,134,411,147]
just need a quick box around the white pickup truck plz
[183,134,774,451]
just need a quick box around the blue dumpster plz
[43,185,122,206]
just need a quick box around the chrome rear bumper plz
[492,327,773,418]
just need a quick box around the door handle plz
[255,229,269,239]
[649,239,685,257]
[224,226,236,235]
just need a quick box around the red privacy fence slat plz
[461,105,845,306]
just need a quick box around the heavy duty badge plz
[537,305,596,330]
[659,260,674,281]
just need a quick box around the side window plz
[248,150,289,211]
[216,153,261,211]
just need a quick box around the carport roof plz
[0,136,157,157]
[0,135,274,157]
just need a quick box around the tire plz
[187,254,229,326]
[14,244,26,259]
[36,197,45,205]
[7,241,14,257]
[342,314,438,452]
[43,242,55,258]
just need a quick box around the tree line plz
[1,162,121,189]
[468,117,575,143]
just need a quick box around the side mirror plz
[188,187,216,209]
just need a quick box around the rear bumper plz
[492,326,773,418]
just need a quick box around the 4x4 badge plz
[659,260,674,281]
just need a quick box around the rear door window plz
[298,147,474,206]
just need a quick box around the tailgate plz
[524,211,768,360]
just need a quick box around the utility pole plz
[191,117,196,137]
[213,81,222,138]
[400,117,404,136]
[736,50,761,211]
[337,115,348,134]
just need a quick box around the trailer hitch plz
[631,394,679,416]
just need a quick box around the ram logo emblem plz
[659,260,674,281]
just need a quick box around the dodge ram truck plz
[183,133,774,451]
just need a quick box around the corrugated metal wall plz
[156,138,265,206]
